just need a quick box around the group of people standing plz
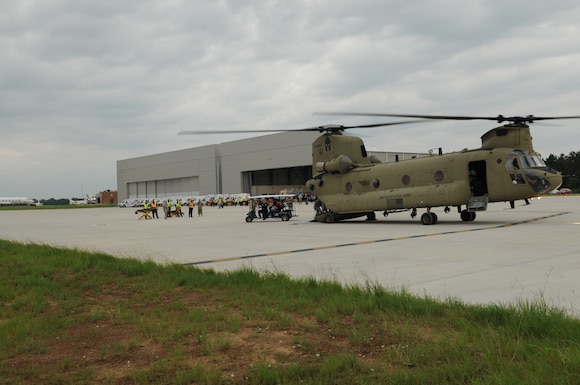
[142,199,203,219]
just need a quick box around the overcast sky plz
[2,0,580,199]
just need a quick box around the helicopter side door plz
[468,161,488,196]
[467,160,489,211]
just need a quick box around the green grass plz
[1,239,579,384]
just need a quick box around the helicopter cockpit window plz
[372,179,380,189]
[505,151,546,171]
[521,155,546,168]
[345,182,353,193]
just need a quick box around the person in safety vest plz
[165,199,171,218]
[151,199,158,218]
[188,199,194,217]
[175,200,183,217]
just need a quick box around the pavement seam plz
[185,211,571,266]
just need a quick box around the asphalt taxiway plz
[1,196,579,315]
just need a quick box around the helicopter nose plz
[549,170,564,191]
[523,169,562,194]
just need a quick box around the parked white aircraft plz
[0,197,37,206]
[69,198,88,205]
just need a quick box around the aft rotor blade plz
[527,116,580,121]
[178,119,425,135]
[341,119,428,129]
[178,129,293,135]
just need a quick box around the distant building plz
[99,190,118,205]
[116,132,426,201]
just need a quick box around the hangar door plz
[244,166,311,195]
[155,177,199,197]
[127,176,200,198]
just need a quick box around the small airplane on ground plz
[0,197,37,206]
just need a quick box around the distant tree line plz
[40,198,71,205]
[544,151,579,192]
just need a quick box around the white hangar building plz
[116,131,425,201]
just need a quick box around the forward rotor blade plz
[315,112,491,121]
[315,112,580,124]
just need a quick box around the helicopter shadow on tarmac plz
[307,217,508,227]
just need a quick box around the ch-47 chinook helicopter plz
[179,113,579,225]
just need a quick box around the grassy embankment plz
[1,239,579,384]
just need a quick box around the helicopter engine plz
[315,155,354,174]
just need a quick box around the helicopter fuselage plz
[306,125,562,223]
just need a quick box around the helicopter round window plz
[372,179,380,188]
[402,175,411,185]
[345,182,352,193]
[434,170,444,182]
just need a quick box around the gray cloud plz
[1,0,579,198]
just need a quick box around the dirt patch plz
[4,286,407,383]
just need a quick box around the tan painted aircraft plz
[180,113,579,225]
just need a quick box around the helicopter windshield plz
[505,151,546,171]
[521,154,546,168]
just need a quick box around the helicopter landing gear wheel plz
[324,213,335,223]
[431,212,438,224]
[460,210,476,222]
[421,212,438,225]
[366,212,376,221]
